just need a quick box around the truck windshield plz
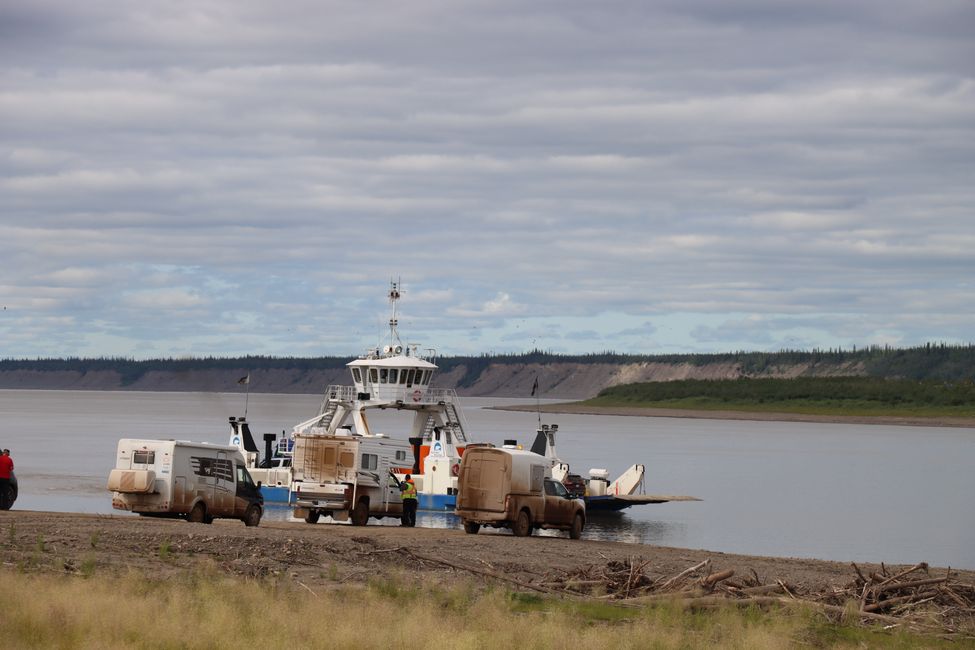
[236,465,255,488]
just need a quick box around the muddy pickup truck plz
[454,445,585,539]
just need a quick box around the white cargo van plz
[108,439,264,526]
[455,445,585,538]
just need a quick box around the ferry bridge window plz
[133,450,155,465]
[406,369,415,386]
[389,369,398,383]
[370,368,378,384]
[422,370,432,384]
[351,368,362,383]
[380,369,388,383]
[399,370,408,385]
[361,453,378,470]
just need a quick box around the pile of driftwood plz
[539,558,975,638]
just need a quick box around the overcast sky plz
[1,1,972,360]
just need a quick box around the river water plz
[1,389,972,569]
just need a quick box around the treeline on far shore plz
[1,342,974,386]
[588,376,975,417]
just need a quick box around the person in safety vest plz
[400,474,418,527]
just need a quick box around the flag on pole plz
[238,375,250,385]
[531,376,538,397]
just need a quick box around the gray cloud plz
[1,0,972,358]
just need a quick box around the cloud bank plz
[1,1,972,358]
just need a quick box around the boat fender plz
[451,463,460,477]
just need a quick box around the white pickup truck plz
[290,431,412,525]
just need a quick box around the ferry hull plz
[260,485,290,503]
[417,492,457,512]
[261,484,456,512]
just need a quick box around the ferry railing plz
[317,385,356,415]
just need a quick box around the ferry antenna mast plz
[388,277,402,348]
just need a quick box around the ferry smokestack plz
[409,437,422,474]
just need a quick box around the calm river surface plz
[1,390,972,569]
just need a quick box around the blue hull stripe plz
[261,485,456,512]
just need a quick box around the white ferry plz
[232,281,469,511]
[231,281,695,513]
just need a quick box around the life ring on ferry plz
[451,463,460,477]
[412,390,422,402]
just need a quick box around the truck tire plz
[569,513,584,540]
[512,509,531,537]
[304,510,321,524]
[187,502,207,524]
[463,521,480,535]
[243,505,262,527]
[350,499,369,526]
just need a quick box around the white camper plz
[108,439,264,526]
[290,431,412,525]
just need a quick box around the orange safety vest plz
[401,479,417,500]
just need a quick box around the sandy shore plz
[2,510,971,594]
[495,403,975,428]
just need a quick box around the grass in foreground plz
[0,567,965,649]
[585,377,975,419]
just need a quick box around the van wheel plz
[350,499,369,526]
[569,513,584,540]
[463,521,480,535]
[243,505,262,527]
[187,503,206,524]
[304,510,321,524]
[512,509,531,537]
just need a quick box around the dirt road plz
[2,510,969,595]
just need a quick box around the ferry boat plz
[232,280,470,511]
[231,280,697,514]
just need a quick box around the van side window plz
[361,453,378,470]
[133,450,155,465]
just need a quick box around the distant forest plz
[1,343,973,386]
[591,376,975,413]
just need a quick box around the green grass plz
[0,567,967,649]
[585,377,975,418]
